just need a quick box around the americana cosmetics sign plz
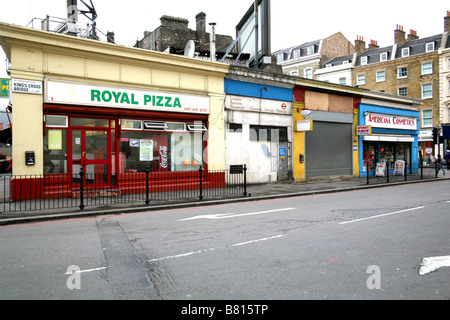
[44,80,210,114]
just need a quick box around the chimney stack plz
[196,12,206,44]
[107,31,115,43]
[355,35,366,54]
[445,11,450,33]
[408,29,419,41]
[395,25,407,45]
[368,39,379,50]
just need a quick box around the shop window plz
[229,123,242,132]
[44,129,67,174]
[187,123,207,132]
[143,121,168,131]
[166,122,186,132]
[71,118,109,127]
[249,125,288,142]
[46,115,68,127]
[120,122,206,173]
[122,120,142,130]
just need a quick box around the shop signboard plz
[356,125,372,135]
[44,80,210,114]
[1,78,9,97]
[295,119,313,132]
[365,112,417,131]
[225,95,291,115]
[394,160,405,175]
[376,162,386,176]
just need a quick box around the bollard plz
[79,167,85,210]
[199,166,204,200]
[404,161,407,181]
[243,164,248,196]
[145,166,150,205]
[386,161,389,183]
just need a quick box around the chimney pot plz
[395,24,406,45]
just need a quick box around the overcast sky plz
[0,0,449,83]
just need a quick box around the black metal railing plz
[364,159,445,185]
[0,165,248,213]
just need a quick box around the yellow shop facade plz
[0,23,228,198]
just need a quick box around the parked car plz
[0,159,11,173]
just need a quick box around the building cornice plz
[0,22,230,76]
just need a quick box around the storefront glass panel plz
[44,129,67,174]
[119,130,205,172]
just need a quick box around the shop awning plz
[363,135,414,142]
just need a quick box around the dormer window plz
[401,48,410,57]
[426,42,435,52]
[293,49,300,59]
[307,46,314,55]
[277,53,284,63]
[380,52,388,61]
[361,56,368,65]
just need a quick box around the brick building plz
[273,32,355,79]
[318,12,450,157]
[135,12,233,59]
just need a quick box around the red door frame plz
[68,127,112,189]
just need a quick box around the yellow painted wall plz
[292,102,306,182]
[0,23,228,174]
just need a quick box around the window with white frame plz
[397,66,408,78]
[339,77,347,85]
[401,48,410,57]
[397,87,408,96]
[293,49,300,59]
[325,63,332,68]
[421,62,433,75]
[304,67,313,79]
[361,56,368,65]
[422,109,433,127]
[426,42,435,52]
[277,53,284,63]
[376,71,385,82]
[380,52,388,61]
[290,70,299,76]
[357,74,365,85]
[307,46,314,55]
[421,83,433,99]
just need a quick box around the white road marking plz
[148,235,284,262]
[177,208,296,221]
[339,206,425,225]
[64,267,107,274]
[419,255,450,276]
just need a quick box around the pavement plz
[0,172,448,226]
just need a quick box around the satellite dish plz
[184,40,196,57]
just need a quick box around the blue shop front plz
[358,104,420,177]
